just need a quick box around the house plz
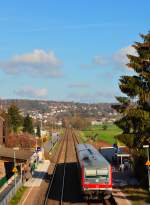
[0,147,35,181]
[0,116,5,145]
[91,120,103,125]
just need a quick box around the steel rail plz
[72,129,79,145]
[60,129,69,205]
[103,196,117,205]
[43,129,68,205]
[103,199,112,205]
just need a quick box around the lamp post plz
[20,163,23,183]
[143,145,150,191]
[41,118,43,147]
[13,147,19,191]
[40,115,44,161]
[35,136,39,167]
[35,136,38,151]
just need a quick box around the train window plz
[96,169,108,176]
[85,169,96,176]
[85,169,109,178]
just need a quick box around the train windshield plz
[85,169,109,183]
[85,169,108,177]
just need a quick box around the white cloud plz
[69,83,90,88]
[67,90,118,103]
[62,23,125,30]
[113,46,138,68]
[15,86,48,98]
[0,49,63,77]
[80,63,93,69]
[68,92,93,102]
[81,55,106,69]
[96,90,119,99]
[81,46,137,71]
[92,55,106,65]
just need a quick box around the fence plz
[43,135,60,153]
[0,175,22,205]
[0,177,7,188]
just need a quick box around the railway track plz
[43,129,117,205]
[43,129,69,205]
[60,129,69,204]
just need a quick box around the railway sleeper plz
[83,190,112,201]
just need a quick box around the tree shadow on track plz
[47,162,84,203]
[46,162,103,204]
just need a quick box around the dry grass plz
[123,187,150,205]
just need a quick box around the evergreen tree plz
[113,32,150,181]
[36,124,41,137]
[7,104,23,133]
[0,110,9,135]
[113,32,150,148]
[23,114,34,134]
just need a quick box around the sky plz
[0,0,150,103]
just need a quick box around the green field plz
[81,124,122,144]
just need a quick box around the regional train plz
[76,144,112,200]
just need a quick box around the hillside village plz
[0,100,119,126]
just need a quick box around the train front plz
[82,164,112,199]
[81,145,112,200]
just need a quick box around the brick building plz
[0,116,5,145]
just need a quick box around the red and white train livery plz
[76,144,112,199]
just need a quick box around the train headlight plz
[95,179,99,183]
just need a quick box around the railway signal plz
[12,167,18,173]
[145,160,150,166]
[143,145,150,192]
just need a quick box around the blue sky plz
[0,0,149,103]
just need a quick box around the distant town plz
[0,99,119,126]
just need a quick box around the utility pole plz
[20,163,23,183]
[40,115,44,160]
[13,150,16,191]
[143,145,150,191]
[40,117,43,146]
[13,147,19,191]
[35,136,38,167]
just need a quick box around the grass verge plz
[81,124,122,144]
[9,186,27,205]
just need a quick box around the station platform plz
[18,160,50,205]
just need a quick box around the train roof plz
[76,144,110,169]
